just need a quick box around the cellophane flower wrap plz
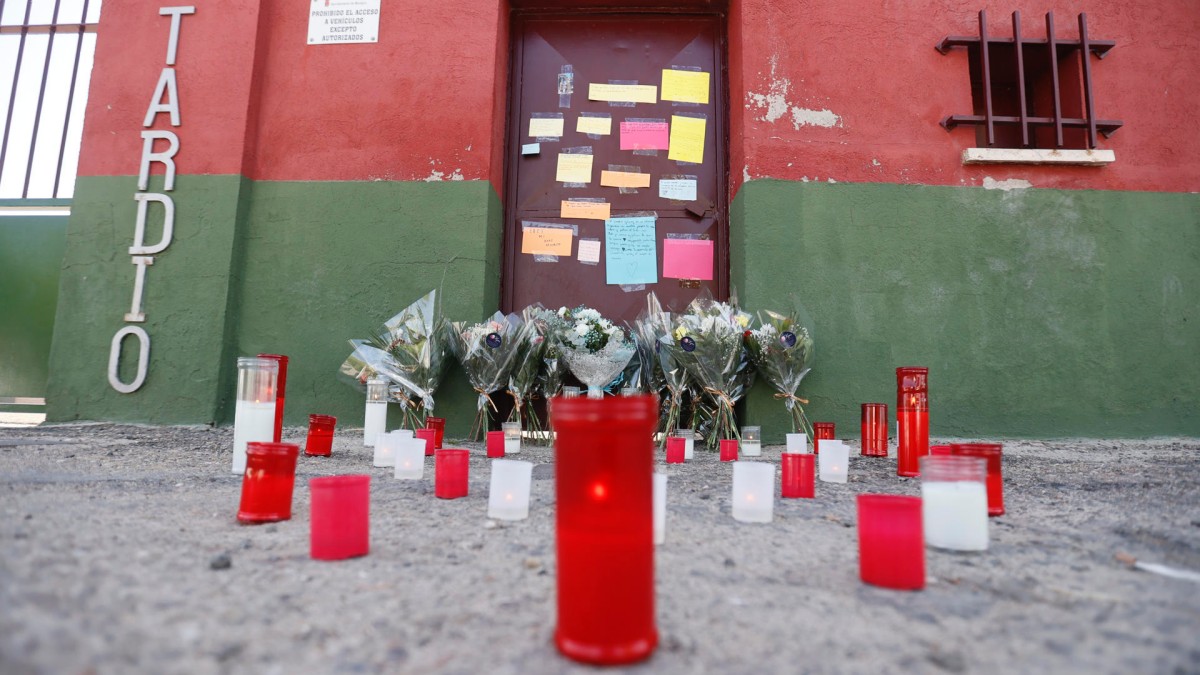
[507,305,551,438]
[447,312,531,440]
[522,306,571,443]
[746,307,815,437]
[558,305,636,398]
[663,293,754,449]
[632,292,685,446]
[338,289,448,430]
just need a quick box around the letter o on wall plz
[108,326,150,393]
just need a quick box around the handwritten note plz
[528,117,564,138]
[578,238,601,264]
[561,200,611,220]
[620,121,669,151]
[661,69,710,104]
[576,115,612,136]
[659,178,697,201]
[601,170,651,189]
[605,216,657,285]
[668,115,706,164]
[522,226,574,256]
[589,83,658,104]
[662,238,714,280]
[556,153,593,183]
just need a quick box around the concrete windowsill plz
[962,147,1115,166]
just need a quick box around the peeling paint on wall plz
[982,176,1033,191]
[790,107,841,129]
[746,56,842,130]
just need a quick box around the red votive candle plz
[857,494,924,590]
[305,414,336,456]
[435,448,469,499]
[309,475,370,560]
[860,403,888,457]
[237,442,299,523]
[486,430,505,458]
[781,453,815,499]
[415,428,437,456]
[812,422,835,455]
[257,354,288,443]
[552,394,659,665]
[719,439,738,462]
[929,444,952,456]
[665,437,685,464]
[896,367,929,477]
[425,416,446,450]
[950,443,1005,516]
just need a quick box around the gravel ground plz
[1,423,1198,675]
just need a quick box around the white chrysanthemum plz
[574,323,589,336]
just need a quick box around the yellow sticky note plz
[600,170,651,188]
[588,83,658,104]
[561,200,611,220]
[528,117,564,138]
[556,153,593,183]
[661,69,710,104]
[576,115,612,136]
[522,227,573,256]
[668,115,706,164]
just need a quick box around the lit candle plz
[740,426,762,457]
[487,459,533,520]
[731,461,775,523]
[502,421,522,454]
[373,429,412,467]
[309,475,370,561]
[231,356,279,475]
[363,377,388,447]
[818,440,849,483]
[665,436,685,464]
[780,452,815,499]
[674,428,694,460]
[653,473,667,545]
[435,448,469,499]
[305,414,336,457]
[486,430,506,458]
[393,437,426,480]
[237,442,299,523]
[719,439,738,462]
[857,494,924,590]
[920,455,988,551]
[812,422,835,455]
[257,353,288,443]
[785,432,808,454]
[896,367,930,477]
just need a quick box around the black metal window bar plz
[937,11,1122,150]
[0,0,99,198]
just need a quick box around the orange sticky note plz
[560,200,611,220]
[600,170,652,188]
[521,226,573,256]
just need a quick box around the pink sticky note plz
[662,239,714,280]
[620,121,670,151]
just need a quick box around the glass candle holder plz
[786,432,808,454]
[502,421,522,455]
[812,422,835,455]
[665,436,685,464]
[310,475,370,561]
[896,367,929,477]
[237,442,299,523]
[929,444,952,456]
[487,459,533,520]
[415,428,437,456]
[393,437,426,480]
[232,357,279,475]
[731,461,775,523]
[781,452,815,499]
[256,353,288,443]
[860,403,888,457]
[857,494,924,590]
[435,448,469,499]
[373,429,412,467]
[673,428,694,461]
[653,473,667,546]
[818,440,850,483]
[562,386,581,399]
[424,416,446,450]
[739,426,762,457]
[305,414,336,457]
[363,377,388,447]
[486,430,506,458]
[719,439,738,462]
[950,443,1005,516]
[551,394,658,665]
[920,455,988,552]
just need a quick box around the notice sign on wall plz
[308,0,380,44]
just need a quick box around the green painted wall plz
[732,180,1200,441]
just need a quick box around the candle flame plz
[591,482,608,500]
[746,493,755,502]
[505,493,513,502]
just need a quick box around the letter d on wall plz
[108,326,150,393]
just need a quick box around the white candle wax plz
[740,440,762,457]
[393,437,426,480]
[363,400,387,447]
[683,437,694,461]
[922,481,989,551]
[786,432,808,454]
[653,473,667,545]
[504,438,521,455]
[231,400,276,474]
[487,459,533,521]
[731,461,775,523]
[818,440,849,483]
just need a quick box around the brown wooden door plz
[502,13,727,322]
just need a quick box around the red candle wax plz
[257,354,288,443]
[415,428,437,456]
[719,439,738,462]
[950,443,1005,516]
[237,442,299,523]
[309,475,370,560]
[929,444,952,456]
[896,367,930,478]
[665,437,685,464]
[781,453,815,499]
[812,422,835,455]
[860,403,888,457]
[435,448,469,499]
[305,414,336,456]
[552,394,658,665]
[425,416,446,450]
[486,430,506,458]
[857,494,924,590]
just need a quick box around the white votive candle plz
[502,422,522,455]
[231,400,275,474]
[675,429,695,460]
[373,429,412,467]
[786,432,808,454]
[487,459,533,521]
[740,426,762,456]
[393,437,426,480]
[653,473,667,545]
[921,455,989,551]
[731,461,775,523]
[818,440,849,483]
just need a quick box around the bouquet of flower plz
[558,305,636,398]
[631,293,684,444]
[447,312,531,440]
[338,289,449,430]
[662,291,754,449]
[745,307,815,437]
[507,305,551,438]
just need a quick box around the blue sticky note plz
[605,216,658,285]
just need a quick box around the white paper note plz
[577,238,601,264]
[659,178,697,201]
